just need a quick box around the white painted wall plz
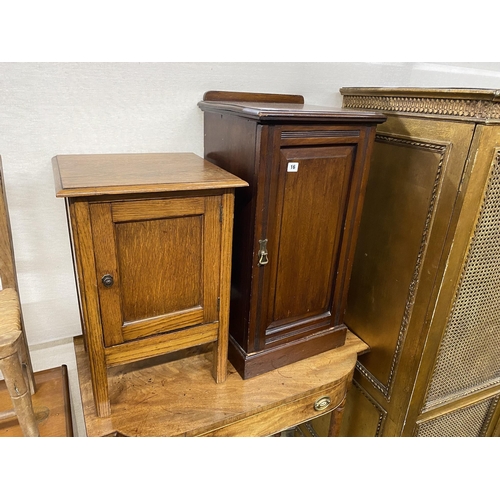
[2,62,500,435]
[4,62,500,347]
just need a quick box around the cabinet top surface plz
[53,152,248,198]
[198,98,386,123]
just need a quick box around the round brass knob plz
[314,396,331,411]
[101,274,114,288]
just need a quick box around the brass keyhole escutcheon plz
[314,396,331,411]
[102,274,114,288]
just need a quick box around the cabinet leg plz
[88,348,111,417]
[213,191,233,384]
[212,338,228,383]
[328,395,347,437]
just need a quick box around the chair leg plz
[19,333,36,394]
[0,349,39,437]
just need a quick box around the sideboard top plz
[340,87,500,123]
[199,90,386,124]
[53,152,248,198]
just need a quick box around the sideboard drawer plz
[198,380,347,436]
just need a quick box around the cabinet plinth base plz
[229,326,347,380]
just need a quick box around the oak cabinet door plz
[89,195,222,347]
[259,145,356,349]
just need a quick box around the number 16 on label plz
[287,162,299,172]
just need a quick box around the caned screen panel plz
[416,397,499,437]
[424,150,500,409]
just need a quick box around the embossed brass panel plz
[340,380,387,437]
[340,87,500,436]
[346,134,450,391]
[342,87,500,123]
[344,115,474,403]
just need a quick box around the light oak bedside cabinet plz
[53,153,248,417]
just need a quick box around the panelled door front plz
[89,195,222,347]
[258,145,356,350]
[342,114,476,436]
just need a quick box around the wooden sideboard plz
[74,331,368,437]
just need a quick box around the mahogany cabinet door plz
[89,195,222,347]
[258,145,356,349]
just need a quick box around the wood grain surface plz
[0,366,73,437]
[202,90,305,104]
[75,331,368,437]
[53,153,248,197]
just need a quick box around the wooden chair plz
[0,156,38,436]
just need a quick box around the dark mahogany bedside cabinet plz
[198,91,386,379]
[53,153,247,417]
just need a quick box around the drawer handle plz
[314,396,331,412]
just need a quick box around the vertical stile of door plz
[70,199,111,417]
[89,203,124,347]
[252,125,279,352]
[202,196,221,323]
[203,195,222,325]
